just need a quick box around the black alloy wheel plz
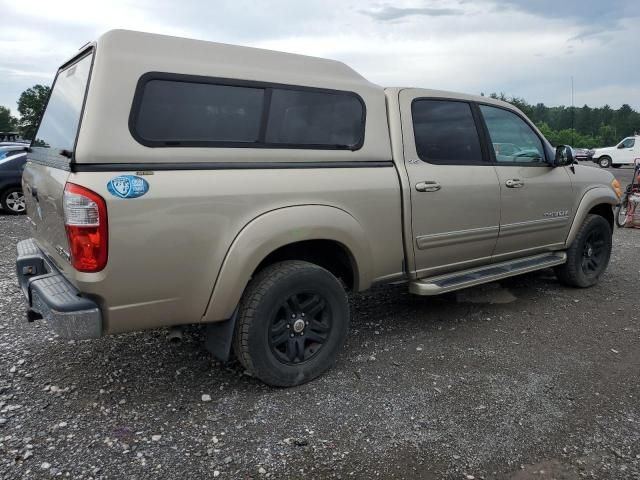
[269,292,332,365]
[581,229,608,275]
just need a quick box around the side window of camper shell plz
[130,74,365,150]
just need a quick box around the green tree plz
[0,106,18,131]
[597,124,618,146]
[614,104,639,138]
[486,92,639,148]
[536,122,557,144]
[531,103,547,125]
[17,84,50,140]
[575,105,593,135]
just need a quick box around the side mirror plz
[617,144,625,149]
[554,145,574,167]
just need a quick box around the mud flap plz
[204,310,237,362]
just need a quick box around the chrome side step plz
[409,252,567,296]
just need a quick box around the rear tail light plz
[63,183,108,272]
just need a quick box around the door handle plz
[505,179,524,188]
[415,181,441,192]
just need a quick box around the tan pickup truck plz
[16,30,621,386]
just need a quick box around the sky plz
[1,0,639,115]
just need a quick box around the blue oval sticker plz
[107,175,149,199]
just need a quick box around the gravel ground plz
[1,166,639,479]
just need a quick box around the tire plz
[0,187,26,215]
[233,260,350,387]
[598,156,611,168]
[615,201,628,228]
[555,214,612,288]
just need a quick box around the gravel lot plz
[1,166,639,479]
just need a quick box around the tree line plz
[1,84,638,149]
[485,93,640,148]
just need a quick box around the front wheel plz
[233,260,350,387]
[598,156,612,168]
[555,214,612,288]
[615,201,628,228]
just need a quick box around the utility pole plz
[571,76,575,146]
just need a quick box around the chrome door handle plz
[415,181,441,192]
[505,179,524,188]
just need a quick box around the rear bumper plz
[16,238,102,339]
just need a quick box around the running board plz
[409,252,567,296]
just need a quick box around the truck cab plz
[592,136,640,168]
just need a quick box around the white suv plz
[592,136,640,168]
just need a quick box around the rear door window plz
[411,99,484,165]
[33,52,93,155]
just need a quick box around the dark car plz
[0,151,27,214]
[573,148,594,161]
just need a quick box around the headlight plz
[612,179,622,199]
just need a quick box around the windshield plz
[32,51,93,156]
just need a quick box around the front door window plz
[479,105,546,164]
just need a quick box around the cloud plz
[0,0,638,114]
[493,0,638,46]
[361,6,462,21]
[492,0,633,23]
[568,29,614,44]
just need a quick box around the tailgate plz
[23,48,94,274]
[23,162,71,270]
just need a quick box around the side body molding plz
[565,186,618,247]
[202,205,373,323]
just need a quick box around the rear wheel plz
[233,260,350,387]
[555,214,612,288]
[0,187,26,215]
[598,156,611,168]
